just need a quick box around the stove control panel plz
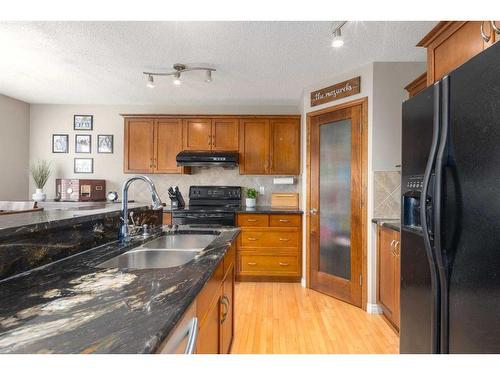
[189,186,242,200]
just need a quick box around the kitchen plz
[1,2,500,372]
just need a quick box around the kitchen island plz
[0,224,239,353]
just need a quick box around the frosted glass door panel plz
[319,119,351,280]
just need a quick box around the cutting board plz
[271,193,299,208]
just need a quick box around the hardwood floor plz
[230,282,399,354]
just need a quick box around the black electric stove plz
[172,186,241,226]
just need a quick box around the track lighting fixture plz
[143,63,216,88]
[331,21,347,48]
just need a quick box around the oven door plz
[172,212,235,226]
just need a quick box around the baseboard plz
[366,303,383,314]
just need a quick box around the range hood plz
[176,150,239,167]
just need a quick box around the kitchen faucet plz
[120,176,163,241]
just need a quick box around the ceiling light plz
[173,72,182,86]
[331,21,347,48]
[146,74,155,88]
[143,63,215,88]
[205,70,213,83]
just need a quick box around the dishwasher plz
[157,302,198,354]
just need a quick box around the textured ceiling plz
[0,21,436,105]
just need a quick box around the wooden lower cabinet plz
[236,213,302,282]
[196,243,235,354]
[162,213,172,225]
[377,226,400,330]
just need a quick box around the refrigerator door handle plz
[435,74,450,353]
[420,81,442,354]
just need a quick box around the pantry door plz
[308,98,367,308]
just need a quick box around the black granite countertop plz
[164,205,303,214]
[0,225,239,353]
[0,202,147,239]
[372,218,401,232]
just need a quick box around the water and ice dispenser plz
[402,174,434,232]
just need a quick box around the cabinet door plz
[270,118,300,175]
[220,266,234,354]
[378,227,395,318]
[212,119,239,151]
[393,232,401,329]
[239,119,270,174]
[124,118,154,173]
[183,118,212,150]
[197,289,221,354]
[155,119,183,173]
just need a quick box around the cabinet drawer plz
[239,254,299,274]
[237,213,269,227]
[269,214,301,227]
[241,230,298,247]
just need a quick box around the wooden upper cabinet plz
[239,119,270,174]
[155,119,183,173]
[404,72,427,98]
[270,118,301,175]
[183,118,212,150]
[211,118,239,151]
[418,21,499,85]
[124,118,155,173]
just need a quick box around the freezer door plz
[400,85,439,353]
[445,42,500,353]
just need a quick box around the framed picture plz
[97,134,114,153]
[74,115,93,130]
[74,158,93,174]
[75,134,91,153]
[52,134,69,153]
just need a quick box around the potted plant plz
[31,160,51,202]
[245,187,258,208]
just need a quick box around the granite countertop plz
[0,202,146,239]
[164,205,303,214]
[372,218,401,232]
[0,225,240,353]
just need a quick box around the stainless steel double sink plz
[98,233,218,270]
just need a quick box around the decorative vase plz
[32,188,46,202]
[245,198,256,208]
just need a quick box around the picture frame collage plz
[52,115,114,174]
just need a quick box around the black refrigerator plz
[400,41,500,354]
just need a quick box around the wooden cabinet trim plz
[404,72,427,98]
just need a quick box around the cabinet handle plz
[279,262,289,266]
[247,237,258,241]
[390,240,396,247]
[279,238,290,242]
[220,296,229,324]
[208,135,211,146]
[395,241,401,257]
[481,21,492,42]
[491,21,500,35]
[248,262,257,266]
[247,219,257,222]
[279,219,290,223]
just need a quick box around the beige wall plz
[0,94,30,200]
[29,104,301,205]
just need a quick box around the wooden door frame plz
[305,97,368,310]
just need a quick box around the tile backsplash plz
[127,167,300,206]
[373,171,401,219]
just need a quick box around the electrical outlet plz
[259,186,265,195]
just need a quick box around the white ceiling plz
[0,21,436,106]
